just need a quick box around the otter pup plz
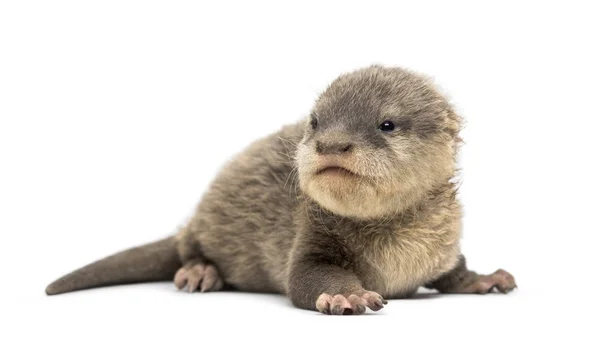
[45,65,516,315]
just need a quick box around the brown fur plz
[46,65,515,314]
[45,237,180,295]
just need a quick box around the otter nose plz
[316,140,353,155]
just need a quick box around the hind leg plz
[174,228,224,293]
[174,260,224,292]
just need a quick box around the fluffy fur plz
[46,65,516,315]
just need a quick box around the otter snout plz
[316,140,353,155]
[314,130,355,155]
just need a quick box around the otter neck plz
[305,179,457,222]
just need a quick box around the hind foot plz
[454,269,517,294]
[174,262,224,292]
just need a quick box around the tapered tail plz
[45,236,181,295]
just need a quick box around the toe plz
[492,269,517,293]
[347,294,366,315]
[200,265,219,292]
[186,265,206,292]
[187,277,201,292]
[316,293,333,314]
[495,281,516,293]
[361,291,386,311]
[330,295,352,315]
[174,268,188,290]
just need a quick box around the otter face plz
[296,66,462,219]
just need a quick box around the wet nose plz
[316,140,353,155]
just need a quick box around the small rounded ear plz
[441,108,464,157]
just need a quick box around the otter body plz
[176,122,460,298]
[46,66,516,315]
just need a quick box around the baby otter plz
[46,65,516,315]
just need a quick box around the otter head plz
[296,65,462,220]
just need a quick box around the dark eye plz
[379,120,395,132]
[310,114,318,129]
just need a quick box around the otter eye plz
[379,120,395,132]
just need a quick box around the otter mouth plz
[315,166,358,177]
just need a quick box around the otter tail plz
[45,236,181,295]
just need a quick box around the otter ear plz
[444,108,464,148]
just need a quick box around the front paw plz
[316,290,387,315]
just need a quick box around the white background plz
[1,1,599,353]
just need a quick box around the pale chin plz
[302,178,393,220]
